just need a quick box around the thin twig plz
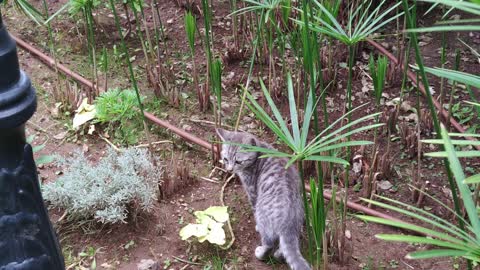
[135,140,173,148]
[27,121,49,133]
[220,174,236,250]
[99,134,121,152]
[189,118,239,131]
[56,209,69,224]
[208,166,227,178]
[401,259,414,269]
[199,176,221,184]
[172,256,203,266]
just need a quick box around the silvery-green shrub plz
[43,148,161,224]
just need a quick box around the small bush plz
[43,148,161,224]
[94,88,145,145]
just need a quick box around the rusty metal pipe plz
[143,111,217,151]
[12,34,96,91]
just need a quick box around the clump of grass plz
[94,88,145,145]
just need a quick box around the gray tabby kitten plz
[216,128,311,270]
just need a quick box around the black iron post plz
[0,3,65,269]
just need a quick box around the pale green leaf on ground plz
[203,206,229,223]
[179,223,209,241]
[205,222,226,245]
[73,98,96,129]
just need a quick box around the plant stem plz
[298,160,314,265]
[234,11,265,131]
[109,0,146,121]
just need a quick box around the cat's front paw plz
[255,246,271,260]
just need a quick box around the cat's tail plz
[279,234,311,270]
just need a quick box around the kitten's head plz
[216,128,258,173]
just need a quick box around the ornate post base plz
[0,5,65,270]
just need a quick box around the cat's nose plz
[225,164,234,172]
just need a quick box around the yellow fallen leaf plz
[73,98,96,129]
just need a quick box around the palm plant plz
[235,73,382,266]
[357,125,480,263]
[360,1,480,261]
[295,2,403,257]
[5,0,46,25]
[403,0,480,235]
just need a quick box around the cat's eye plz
[235,160,242,164]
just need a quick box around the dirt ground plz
[3,0,480,269]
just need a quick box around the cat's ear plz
[216,128,230,142]
[247,137,257,146]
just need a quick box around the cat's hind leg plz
[255,230,276,260]
[273,248,284,261]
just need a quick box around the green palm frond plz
[357,125,480,262]
[295,0,403,46]
[243,73,380,168]
[410,0,480,32]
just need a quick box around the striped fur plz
[216,129,311,270]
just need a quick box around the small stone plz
[345,230,352,239]
[53,131,68,140]
[378,180,393,190]
[182,124,193,132]
[137,259,156,270]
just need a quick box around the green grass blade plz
[287,74,300,148]
[408,25,480,33]
[407,249,470,260]
[419,66,480,88]
[45,2,70,24]
[426,151,480,158]
[366,196,477,243]
[376,234,474,252]
[447,133,480,138]
[440,126,480,238]
[357,215,466,245]
[308,140,373,155]
[307,123,383,154]
[464,174,480,184]
[311,0,346,36]
[418,0,480,16]
[259,79,296,149]
[245,92,293,149]
[422,139,480,146]
[304,155,349,166]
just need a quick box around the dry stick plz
[135,140,173,148]
[220,174,236,250]
[367,38,480,151]
[172,256,203,266]
[199,176,221,184]
[99,134,121,152]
